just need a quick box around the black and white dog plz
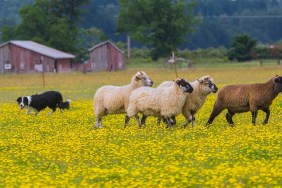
[16,91,70,115]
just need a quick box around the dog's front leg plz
[47,109,55,116]
[34,110,39,116]
[26,109,31,115]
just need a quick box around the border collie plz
[16,91,70,115]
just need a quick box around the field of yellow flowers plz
[0,66,281,187]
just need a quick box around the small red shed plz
[0,40,75,73]
[88,40,125,71]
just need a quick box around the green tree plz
[2,0,89,57]
[76,27,108,62]
[118,0,199,60]
[227,34,257,62]
[49,0,90,28]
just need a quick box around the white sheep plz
[93,71,153,129]
[156,75,218,127]
[125,78,193,128]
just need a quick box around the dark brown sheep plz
[206,75,282,126]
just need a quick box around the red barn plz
[88,41,125,71]
[0,40,75,73]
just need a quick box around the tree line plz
[1,0,282,61]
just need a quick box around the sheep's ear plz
[274,76,281,83]
[174,78,181,85]
[197,78,204,84]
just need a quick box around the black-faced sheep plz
[93,71,153,129]
[206,75,282,126]
[156,75,218,127]
[125,78,194,128]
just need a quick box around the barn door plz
[54,60,58,73]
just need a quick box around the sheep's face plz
[175,78,193,93]
[274,75,282,93]
[135,71,153,87]
[198,75,218,93]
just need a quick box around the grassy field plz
[0,63,281,187]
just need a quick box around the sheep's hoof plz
[262,121,268,125]
[228,122,234,127]
[93,125,102,130]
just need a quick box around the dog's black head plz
[16,97,29,110]
[60,100,71,110]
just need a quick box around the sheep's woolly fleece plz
[93,71,153,129]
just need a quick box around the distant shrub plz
[227,35,257,62]
[179,47,227,59]
[130,48,150,58]
[251,46,282,60]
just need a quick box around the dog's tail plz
[60,100,71,110]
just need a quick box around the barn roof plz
[88,40,124,53]
[0,40,75,59]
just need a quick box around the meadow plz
[0,63,281,187]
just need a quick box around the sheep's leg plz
[124,115,130,129]
[164,116,176,127]
[183,118,191,128]
[165,118,174,128]
[164,118,169,128]
[206,107,224,127]
[94,117,102,129]
[229,113,235,126]
[171,116,176,126]
[157,116,162,125]
[134,114,142,128]
[262,107,270,125]
[191,115,196,127]
[182,112,191,128]
[141,115,147,126]
[125,114,142,128]
[225,111,235,127]
[162,117,167,124]
[251,111,258,125]
[225,113,230,123]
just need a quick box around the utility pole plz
[127,35,131,59]
[41,56,45,88]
